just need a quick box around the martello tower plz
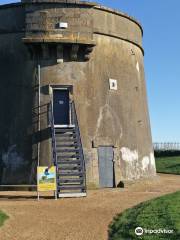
[0,0,156,196]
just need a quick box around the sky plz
[0,0,180,142]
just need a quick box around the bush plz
[0,211,8,227]
[154,150,180,158]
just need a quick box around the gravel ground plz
[0,174,179,240]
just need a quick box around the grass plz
[0,211,8,227]
[155,156,180,175]
[108,191,180,240]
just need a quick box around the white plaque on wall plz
[59,22,68,29]
[109,79,118,90]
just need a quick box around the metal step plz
[58,185,85,190]
[58,172,84,177]
[58,165,82,171]
[57,154,80,158]
[56,144,79,148]
[56,137,77,141]
[57,160,81,164]
[55,128,75,133]
[58,192,87,198]
[58,178,83,184]
[58,170,83,175]
[56,139,78,143]
[56,149,80,153]
[56,133,77,137]
[57,158,80,162]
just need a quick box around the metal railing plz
[49,100,86,192]
[71,101,87,191]
[153,142,180,151]
[49,101,58,198]
[49,101,58,166]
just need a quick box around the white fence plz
[153,142,180,151]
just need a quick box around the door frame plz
[52,87,75,128]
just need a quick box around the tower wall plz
[0,1,156,187]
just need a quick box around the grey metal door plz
[98,147,114,188]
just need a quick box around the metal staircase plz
[50,101,86,198]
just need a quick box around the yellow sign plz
[37,166,57,192]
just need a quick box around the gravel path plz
[0,174,179,240]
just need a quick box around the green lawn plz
[0,211,8,227]
[155,156,180,175]
[108,191,180,240]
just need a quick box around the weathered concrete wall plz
[86,35,155,183]
[0,0,156,187]
[0,5,37,184]
[0,36,35,184]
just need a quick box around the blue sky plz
[1,0,180,142]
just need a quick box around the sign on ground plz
[37,166,56,192]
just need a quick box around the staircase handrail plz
[71,101,87,191]
[49,101,58,167]
[49,101,58,198]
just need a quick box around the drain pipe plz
[37,64,41,167]
[37,64,41,201]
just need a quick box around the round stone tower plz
[0,0,156,188]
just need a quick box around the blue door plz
[53,89,69,125]
[98,147,114,188]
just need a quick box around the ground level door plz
[53,89,69,126]
[98,147,114,188]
